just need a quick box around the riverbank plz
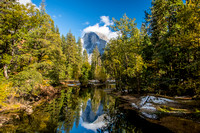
[0,84,63,127]
[1,84,200,133]
[0,80,85,119]
[107,90,200,133]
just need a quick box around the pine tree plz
[91,46,101,79]
[83,49,88,63]
[64,31,80,79]
[76,37,83,78]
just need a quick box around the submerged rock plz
[130,95,176,119]
[141,112,158,119]
[140,96,175,105]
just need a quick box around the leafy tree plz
[79,62,91,86]
[0,1,40,79]
[79,49,90,86]
[103,14,145,93]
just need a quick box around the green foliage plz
[91,46,101,79]
[95,66,107,83]
[62,32,82,80]
[103,1,199,96]
[79,62,91,86]
[0,54,12,64]
[103,14,145,93]
[0,0,199,102]
[0,81,11,106]
[83,49,88,63]
[13,69,43,95]
[0,0,68,90]
[143,0,199,95]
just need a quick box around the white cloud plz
[83,21,90,25]
[52,15,62,19]
[17,0,32,5]
[17,0,38,9]
[100,16,113,26]
[82,16,118,40]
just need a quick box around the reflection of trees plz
[0,87,82,132]
[90,86,115,115]
[59,87,81,132]
[75,104,81,128]
[79,87,91,113]
[91,89,101,114]
[1,86,116,133]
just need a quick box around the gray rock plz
[83,32,108,55]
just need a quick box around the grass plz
[158,105,189,113]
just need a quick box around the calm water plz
[1,85,174,133]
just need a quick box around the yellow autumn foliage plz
[0,82,12,106]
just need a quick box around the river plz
[0,84,200,133]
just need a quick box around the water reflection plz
[0,85,174,133]
[56,86,113,133]
[100,98,173,133]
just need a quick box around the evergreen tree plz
[64,31,81,79]
[91,46,101,79]
[76,37,83,78]
[83,49,88,63]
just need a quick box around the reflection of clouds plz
[81,114,107,132]
[80,99,107,132]
[81,121,105,132]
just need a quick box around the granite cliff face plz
[83,32,108,55]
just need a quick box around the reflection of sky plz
[57,99,106,133]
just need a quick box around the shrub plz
[0,82,10,107]
[13,69,43,96]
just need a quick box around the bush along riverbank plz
[0,81,62,127]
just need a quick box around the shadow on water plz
[99,97,172,133]
[0,84,196,133]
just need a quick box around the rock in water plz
[83,32,108,56]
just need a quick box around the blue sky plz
[29,0,152,39]
[20,0,185,40]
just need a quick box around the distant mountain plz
[83,32,108,55]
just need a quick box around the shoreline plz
[106,89,200,132]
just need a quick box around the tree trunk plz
[3,64,9,79]
[137,73,140,94]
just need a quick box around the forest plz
[0,0,199,110]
